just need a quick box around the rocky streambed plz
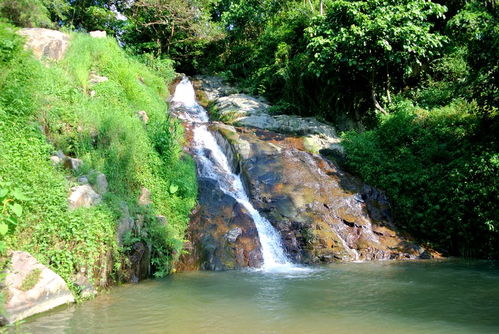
[176,76,435,271]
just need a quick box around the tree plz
[306,0,447,114]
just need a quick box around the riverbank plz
[0,25,197,323]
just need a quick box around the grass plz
[0,23,197,296]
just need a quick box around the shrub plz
[343,99,498,257]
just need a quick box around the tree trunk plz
[371,84,388,115]
[320,1,324,15]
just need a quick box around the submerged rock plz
[3,251,74,324]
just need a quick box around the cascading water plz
[171,77,293,271]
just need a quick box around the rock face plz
[18,28,70,61]
[176,177,263,271]
[175,77,434,271]
[211,124,427,263]
[3,251,74,324]
[195,77,342,156]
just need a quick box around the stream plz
[21,260,499,333]
[19,79,499,333]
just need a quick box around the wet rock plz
[192,75,239,101]
[225,227,243,243]
[89,30,106,38]
[138,187,152,206]
[3,251,75,324]
[176,178,263,271]
[125,242,151,283]
[137,110,149,124]
[18,28,70,61]
[68,184,101,209]
[214,125,425,263]
[73,272,97,299]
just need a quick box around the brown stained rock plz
[213,125,429,263]
[64,157,83,171]
[18,28,70,61]
[3,251,75,324]
[175,178,263,271]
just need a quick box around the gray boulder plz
[93,173,108,194]
[3,251,74,324]
[68,184,101,209]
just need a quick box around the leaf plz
[11,188,29,201]
[0,188,7,198]
[169,184,179,194]
[0,223,8,235]
[11,203,23,217]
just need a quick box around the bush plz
[343,99,498,258]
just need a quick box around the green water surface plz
[21,260,499,334]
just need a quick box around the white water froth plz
[172,77,297,271]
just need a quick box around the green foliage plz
[343,99,498,257]
[0,23,197,294]
[306,0,447,114]
[0,182,28,254]
[0,0,56,27]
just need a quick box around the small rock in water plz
[225,227,243,243]
[73,272,97,299]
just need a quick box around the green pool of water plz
[21,260,499,334]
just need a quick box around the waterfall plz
[171,77,293,270]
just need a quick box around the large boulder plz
[2,251,74,324]
[211,124,430,263]
[176,177,263,271]
[17,28,70,61]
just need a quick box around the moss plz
[20,268,42,291]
